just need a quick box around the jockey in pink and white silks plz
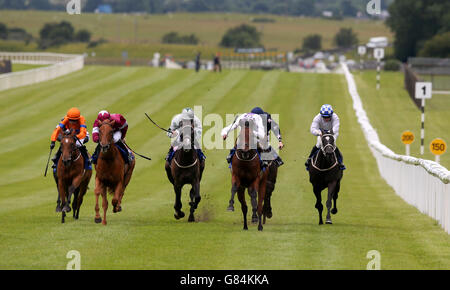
[306,104,345,170]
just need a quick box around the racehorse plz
[230,119,268,231]
[166,120,204,222]
[57,131,92,223]
[227,151,279,225]
[308,129,343,225]
[94,119,135,225]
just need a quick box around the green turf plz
[11,63,48,72]
[353,71,450,169]
[0,67,448,270]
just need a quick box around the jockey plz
[221,111,267,167]
[165,107,206,163]
[91,110,133,164]
[305,104,345,170]
[248,107,284,167]
[50,107,91,173]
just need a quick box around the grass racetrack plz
[0,66,449,269]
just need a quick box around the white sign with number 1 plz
[415,82,432,99]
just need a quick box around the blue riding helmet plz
[251,107,265,115]
[320,104,333,118]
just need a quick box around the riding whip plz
[123,140,152,161]
[144,113,170,133]
[44,147,53,177]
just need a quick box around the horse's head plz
[320,129,336,155]
[237,119,257,158]
[61,130,77,167]
[98,119,115,153]
[179,119,195,152]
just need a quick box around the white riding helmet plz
[181,107,194,119]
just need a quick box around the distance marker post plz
[430,138,446,164]
[401,131,415,156]
[415,82,432,155]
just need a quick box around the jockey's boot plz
[91,144,100,165]
[226,148,236,164]
[52,147,62,172]
[275,156,284,167]
[116,141,130,164]
[79,146,91,170]
[305,145,319,170]
[335,147,346,170]
[165,147,174,162]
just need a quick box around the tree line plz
[0,0,389,17]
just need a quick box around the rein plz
[235,150,258,162]
[311,134,338,172]
[174,157,198,169]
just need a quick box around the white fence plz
[342,63,450,234]
[0,52,84,91]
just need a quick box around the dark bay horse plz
[166,121,204,222]
[230,119,268,231]
[227,151,279,225]
[57,131,92,223]
[308,130,343,225]
[94,119,135,225]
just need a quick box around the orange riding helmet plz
[67,107,81,121]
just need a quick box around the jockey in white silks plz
[306,104,345,170]
[221,112,268,168]
[165,107,206,163]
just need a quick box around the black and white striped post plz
[415,82,432,155]
[358,46,366,71]
[374,48,384,90]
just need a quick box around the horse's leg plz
[227,176,238,211]
[112,181,123,213]
[326,180,337,224]
[118,160,135,212]
[68,175,83,217]
[76,170,91,220]
[236,185,248,230]
[188,182,201,222]
[101,188,108,226]
[94,178,103,224]
[257,177,267,232]
[165,160,174,184]
[249,186,258,224]
[313,185,324,225]
[263,180,275,222]
[72,188,79,219]
[53,171,62,212]
[331,180,340,215]
[173,184,185,219]
[58,180,67,223]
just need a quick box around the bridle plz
[174,124,198,168]
[311,133,338,172]
[61,135,81,166]
[99,121,114,152]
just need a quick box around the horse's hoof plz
[117,206,122,212]
[174,211,185,220]
[266,211,273,219]
[62,205,71,213]
[102,220,107,226]
[94,217,102,224]
[258,225,263,231]
[227,205,234,212]
[243,226,248,231]
[251,217,258,224]
[319,221,323,225]
[56,204,62,213]
[188,214,195,222]
[331,208,338,215]
[326,219,333,224]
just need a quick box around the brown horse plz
[166,121,204,222]
[57,131,92,223]
[230,119,268,231]
[94,119,135,225]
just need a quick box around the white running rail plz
[341,63,450,234]
[0,52,84,91]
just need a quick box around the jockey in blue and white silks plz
[306,104,345,170]
[165,107,206,162]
